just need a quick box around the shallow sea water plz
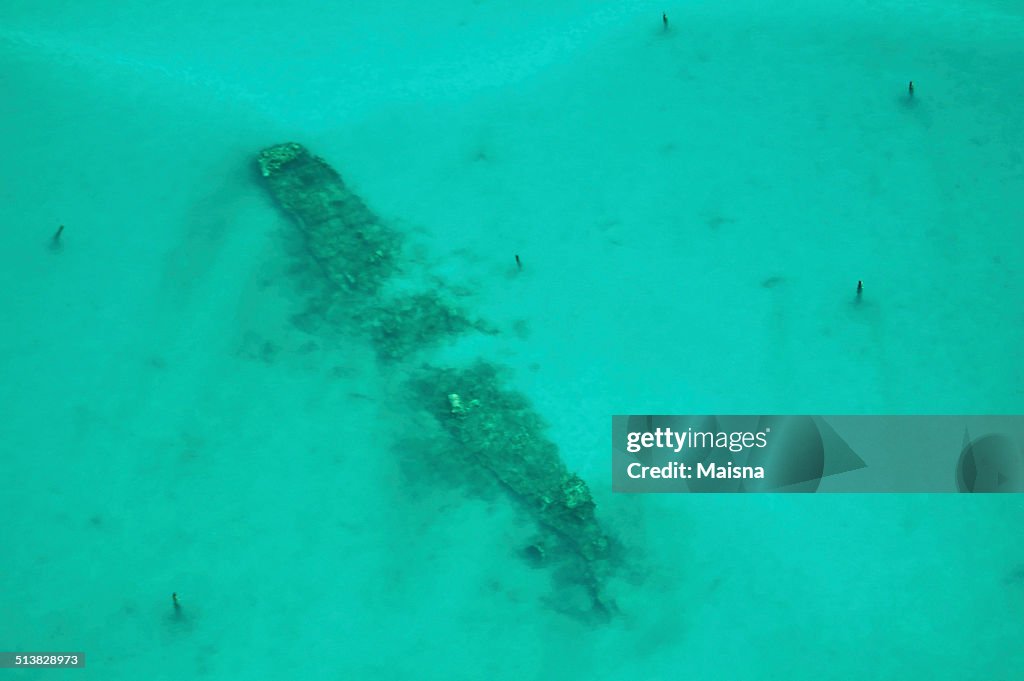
[1,1,1022,679]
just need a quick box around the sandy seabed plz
[1,1,1022,679]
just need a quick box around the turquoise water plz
[1,0,1022,678]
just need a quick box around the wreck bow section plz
[257,142,488,361]
[256,142,616,619]
[257,142,399,298]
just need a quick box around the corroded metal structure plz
[257,143,614,619]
